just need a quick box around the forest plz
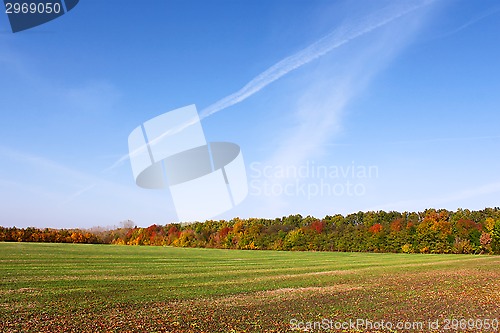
[1,207,500,254]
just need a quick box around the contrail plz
[431,5,500,40]
[106,0,433,172]
[199,0,433,119]
[61,183,97,205]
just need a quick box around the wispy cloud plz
[370,181,500,212]
[265,3,435,166]
[317,135,500,148]
[62,81,122,116]
[244,1,437,217]
[199,1,433,119]
[0,145,174,228]
[0,145,100,204]
[107,0,435,172]
[0,145,94,181]
[61,183,97,205]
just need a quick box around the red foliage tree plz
[390,219,403,232]
[310,220,325,234]
[369,223,383,234]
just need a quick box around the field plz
[1,243,499,332]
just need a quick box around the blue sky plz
[1,0,499,229]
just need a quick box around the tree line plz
[1,208,500,254]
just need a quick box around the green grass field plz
[1,243,499,332]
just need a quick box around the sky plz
[1,0,499,229]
